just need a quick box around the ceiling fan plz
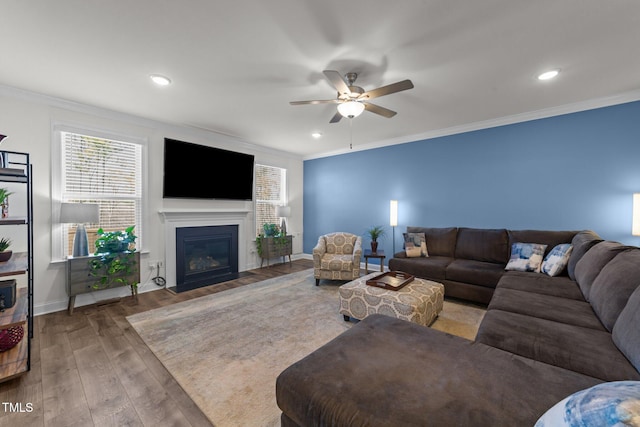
[290,70,414,123]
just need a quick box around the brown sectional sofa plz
[275,228,640,426]
[387,226,581,304]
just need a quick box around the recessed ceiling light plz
[311,132,322,139]
[150,74,172,86]
[538,69,560,81]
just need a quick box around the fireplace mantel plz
[159,208,252,288]
[159,208,251,221]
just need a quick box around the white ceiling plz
[1,1,639,158]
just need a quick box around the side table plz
[364,249,385,273]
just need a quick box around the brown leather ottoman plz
[338,272,444,326]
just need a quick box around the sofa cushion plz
[497,271,585,301]
[505,243,547,273]
[388,255,451,280]
[454,227,509,264]
[476,310,640,381]
[406,227,457,257]
[613,285,640,373]
[445,259,505,288]
[508,229,577,258]
[574,241,629,301]
[567,230,603,281]
[276,314,603,427]
[589,248,640,332]
[541,244,573,277]
[488,288,606,331]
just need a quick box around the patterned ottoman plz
[339,272,445,326]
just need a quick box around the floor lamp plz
[633,194,640,237]
[390,200,398,256]
[60,203,100,257]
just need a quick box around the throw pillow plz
[505,243,547,273]
[541,244,573,277]
[405,242,422,257]
[403,232,428,257]
[535,381,640,427]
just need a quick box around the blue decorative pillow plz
[505,243,547,273]
[535,381,640,427]
[541,244,573,277]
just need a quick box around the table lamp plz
[275,205,291,235]
[60,203,100,257]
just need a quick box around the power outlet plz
[148,260,164,270]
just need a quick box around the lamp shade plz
[60,203,100,224]
[337,101,365,118]
[633,194,640,236]
[390,200,398,227]
[275,205,291,218]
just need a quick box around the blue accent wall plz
[304,101,640,263]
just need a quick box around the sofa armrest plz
[353,236,362,261]
[312,236,327,267]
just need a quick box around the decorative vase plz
[371,241,378,253]
[0,250,12,262]
[1,200,7,218]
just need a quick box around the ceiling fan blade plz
[329,111,343,123]
[364,102,397,118]
[290,99,339,105]
[323,70,351,96]
[360,79,414,100]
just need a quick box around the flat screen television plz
[163,138,255,200]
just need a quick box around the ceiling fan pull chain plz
[350,118,353,149]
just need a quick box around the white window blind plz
[61,131,142,256]
[255,164,286,237]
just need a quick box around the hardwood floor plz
[0,259,314,427]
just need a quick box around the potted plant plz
[366,225,386,253]
[88,226,139,301]
[0,237,11,262]
[0,188,13,218]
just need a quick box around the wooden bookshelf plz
[0,287,28,381]
[0,251,27,277]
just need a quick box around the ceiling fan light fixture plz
[337,101,365,118]
[150,74,172,86]
[537,69,560,81]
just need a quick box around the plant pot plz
[370,241,378,253]
[0,250,12,262]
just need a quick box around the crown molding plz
[0,83,302,160]
[304,89,640,160]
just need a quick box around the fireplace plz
[174,225,239,292]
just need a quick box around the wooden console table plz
[66,252,140,314]
[259,235,293,267]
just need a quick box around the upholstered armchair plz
[313,232,362,286]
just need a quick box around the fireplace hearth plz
[173,225,240,292]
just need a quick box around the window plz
[255,164,286,237]
[53,129,144,259]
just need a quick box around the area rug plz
[127,269,485,427]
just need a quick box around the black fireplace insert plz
[175,225,239,292]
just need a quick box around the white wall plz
[0,85,304,315]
